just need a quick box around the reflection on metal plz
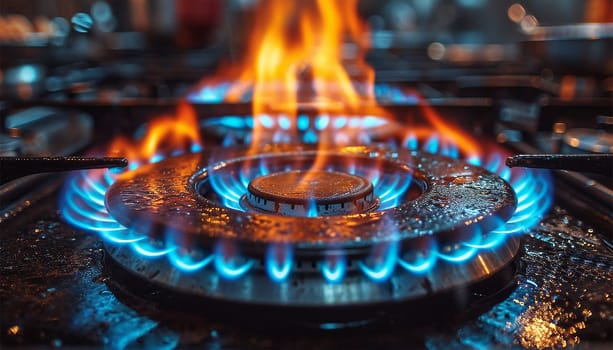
[517,301,585,349]
[105,146,516,248]
[104,235,520,307]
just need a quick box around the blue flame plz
[376,171,413,210]
[62,172,121,232]
[297,114,309,131]
[397,239,438,273]
[358,241,399,282]
[203,114,392,146]
[168,249,214,272]
[321,255,347,283]
[214,255,254,279]
[131,240,175,258]
[362,116,388,128]
[315,115,330,130]
[397,252,437,273]
[186,82,230,103]
[491,170,551,235]
[188,83,418,104]
[266,244,293,282]
[424,134,440,154]
[437,244,479,263]
[60,114,553,284]
[464,232,508,249]
[306,200,319,217]
[213,240,254,279]
[278,115,291,130]
[303,129,318,143]
[257,114,274,128]
[405,133,418,151]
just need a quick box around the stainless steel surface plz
[104,145,517,253]
[104,234,520,309]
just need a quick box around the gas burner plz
[98,145,521,322]
[200,114,395,146]
[105,145,516,247]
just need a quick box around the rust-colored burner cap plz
[246,170,376,216]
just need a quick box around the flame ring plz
[103,145,517,257]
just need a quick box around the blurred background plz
[0,0,610,128]
[1,0,610,62]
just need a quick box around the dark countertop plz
[1,196,612,349]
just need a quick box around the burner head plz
[100,145,520,316]
[244,170,377,216]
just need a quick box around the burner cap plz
[244,170,376,216]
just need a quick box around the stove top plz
[2,111,611,348]
[2,199,611,348]
[0,62,613,349]
[1,65,612,349]
[2,2,612,348]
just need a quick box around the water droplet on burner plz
[99,290,112,296]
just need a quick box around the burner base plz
[103,236,520,325]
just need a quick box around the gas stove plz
[1,1,612,349]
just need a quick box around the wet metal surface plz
[104,235,519,309]
[1,199,611,348]
[105,146,517,250]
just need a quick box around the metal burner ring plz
[105,145,517,256]
[104,235,520,320]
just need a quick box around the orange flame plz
[200,0,387,153]
[414,95,482,160]
[219,0,375,110]
[106,102,201,162]
[110,1,486,175]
